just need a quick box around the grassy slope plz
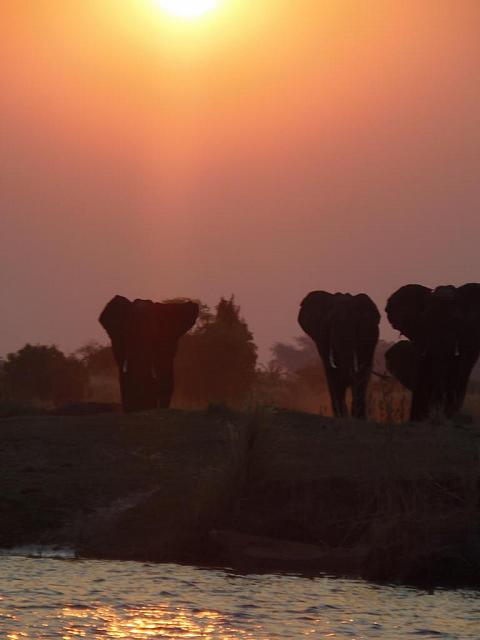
[234,412,480,581]
[1,408,479,583]
[0,409,252,560]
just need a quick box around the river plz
[0,555,479,638]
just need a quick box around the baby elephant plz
[298,291,380,418]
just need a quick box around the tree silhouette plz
[4,344,88,407]
[174,296,257,408]
[271,335,318,373]
[76,341,116,377]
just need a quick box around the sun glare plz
[157,0,220,19]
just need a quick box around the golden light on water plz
[61,605,235,639]
[156,0,220,19]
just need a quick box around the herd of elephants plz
[99,283,480,422]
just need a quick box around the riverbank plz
[1,408,479,586]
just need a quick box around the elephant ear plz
[457,283,480,316]
[385,340,419,391]
[298,291,334,339]
[385,284,431,341]
[155,301,199,343]
[99,296,132,336]
[98,295,132,364]
[353,294,381,325]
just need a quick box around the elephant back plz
[299,291,380,340]
[351,294,381,326]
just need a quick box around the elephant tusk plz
[454,343,460,357]
[329,350,338,369]
[122,360,128,374]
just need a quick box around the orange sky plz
[1,1,480,360]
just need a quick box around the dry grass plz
[85,368,480,425]
[235,410,480,581]
[368,379,411,423]
[87,373,120,403]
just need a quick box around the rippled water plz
[1,556,480,639]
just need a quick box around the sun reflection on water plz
[2,558,480,639]
[61,605,249,639]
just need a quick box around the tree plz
[262,337,328,413]
[174,296,258,408]
[3,344,88,407]
[75,341,116,376]
[271,335,318,374]
[75,341,119,403]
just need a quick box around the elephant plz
[385,283,480,421]
[99,296,199,413]
[298,291,380,418]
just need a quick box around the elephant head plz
[99,296,199,412]
[298,291,380,418]
[299,291,380,374]
[385,283,480,419]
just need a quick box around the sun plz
[157,0,220,19]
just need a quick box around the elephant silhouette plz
[99,296,199,413]
[385,283,480,421]
[298,291,380,418]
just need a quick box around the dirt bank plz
[1,408,479,585]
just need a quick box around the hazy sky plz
[1,1,479,361]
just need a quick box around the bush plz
[3,344,88,408]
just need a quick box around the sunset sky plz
[1,1,479,361]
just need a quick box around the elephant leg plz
[325,368,348,417]
[119,373,143,413]
[119,371,130,412]
[352,336,377,420]
[410,376,431,422]
[156,375,174,409]
[445,361,463,418]
[447,354,478,417]
[120,369,157,413]
[352,371,370,419]
[154,358,175,409]
[386,340,431,420]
